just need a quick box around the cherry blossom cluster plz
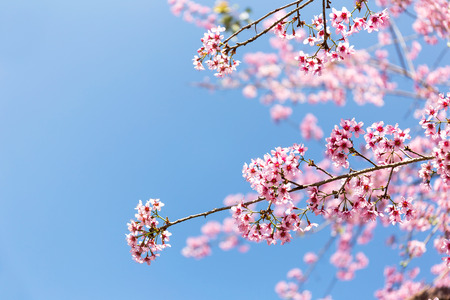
[275,276,314,300]
[374,0,411,16]
[375,266,425,299]
[242,145,306,205]
[330,226,369,281]
[413,66,450,103]
[193,26,240,77]
[376,0,449,43]
[231,200,319,246]
[375,263,450,299]
[182,218,250,259]
[275,224,372,300]
[293,8,389,75]
[407,240,426,257]
[364,122,411,165]
[215,35,449,114]
[126,199,171,265]
[439,238,450,267]
[384,196,415,225]
[329,7,389,34]
[270,104,292,122]
[229,46,396,109]
[412,0,450,42]
[299,113,323,141]
[325,118,365,169]
[168,0,217,29]
[306,167,420,226]
[419,93,450,184]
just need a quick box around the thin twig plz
[388,17,415,76]
[404,146,427,158]
[286,179,304,187]
[432,46,448,70]
[365,34,419,52]
[223,0,306,45]
[163,196,266,229]
[399,148,413,159]
[382,89,423,100]
[403,9,417,19]
[299,234,337,289]
[323,225,365,297]
[350,147,378,167]
[368,59,438,93]
[383,167,395,198]
[401,222,440,268]
[226,0,315,53]
[307,159,334,178]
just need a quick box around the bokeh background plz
[0,1,439,299]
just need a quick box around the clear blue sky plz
[0,1,439,299]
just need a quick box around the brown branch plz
[383,167,395,198]
[223,0,306,45]
[290,155,432,192]
[350,147,378,167]
[162,196,266,229]
[307,159,334,178]
[162,155,433,230]
[226,0,315,53]
[321,0,329,49]
[405,146,427,158]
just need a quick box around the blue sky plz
[0,1,441,299]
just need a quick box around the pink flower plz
[299,113,323,140]
[303,252,318,264]
[408,240,426,257]
[386,206,402,225]
[270,104,292,122]
[182,236,211,259]
[243,85,257,98]
[378,32,392,45]
[287,268,304,281]
[407,41,422,60]
[201,220,222,238]
[441,239,450,254]
[303,35,318,46]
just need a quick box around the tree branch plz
[225,0,315,53]
[368,59,439,93]
[388,17,415,76]
[223,0,306,45]
[162,155,433,230]
[290,155,432,192]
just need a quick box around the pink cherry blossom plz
[270,104,293,122]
